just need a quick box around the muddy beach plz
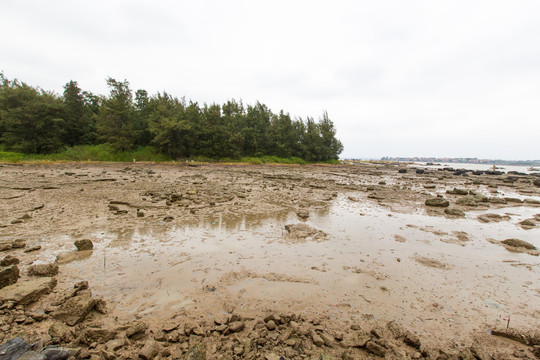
[1,162,539,359]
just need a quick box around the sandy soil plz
[1,162,539,359]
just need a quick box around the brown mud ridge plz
[1,162,540,359]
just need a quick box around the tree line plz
[0,73,343,161]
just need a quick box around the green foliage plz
[0,73,344,162]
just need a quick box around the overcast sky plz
[2,1,539,160]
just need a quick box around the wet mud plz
[1,162,539,359]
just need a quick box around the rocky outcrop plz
[0,277,56,305]
[0,265,19,289]
[28,264,59,277]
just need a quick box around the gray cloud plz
[1,0,539,160]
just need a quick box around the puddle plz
[53,194,540,342]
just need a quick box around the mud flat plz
[1,162,539,359]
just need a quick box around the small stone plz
[404,331,421,349]
[74,239,93,251]
[366,340,386,357]
[23,244,41,253]
[311,331,324,347]
[185,343,206,360]
[126,321,148,339]
[228,321,245,333]
[139,340,159,360]
[266,320,276,331]
[425,198,449,207]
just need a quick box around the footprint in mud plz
[413,255,451,270]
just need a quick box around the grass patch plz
[0,145,171,163]
[0,146,339,165]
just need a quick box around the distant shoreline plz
[376,157,540,166]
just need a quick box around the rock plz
[41,346,71,360]
[74,240,93,251]
[1,256,20,266]
[425,198,449,207]
[0,243,12,252]
[0,277,56,305]
[185,343,206,360]
[0,265,19,289]
[161,320,179,332]
[139,340,159,360]
[456,197,479,207]
[23,244,42,253]
[416,169,425,174]
[320,332,335,348]
[11,239,26,249]
[0,337,31,360]
[28,264,59,277]
[49,322,74,343]
[365,340,386,357]
[228,321,245,333]
[80,328,117,345]
[524,198,540,205]
[16,351,46,360]
[477,213,505,223]
[446,188,468,195]
[444,208,465,217]
[534,179,540,187]
[266,320,276,331]
[501,239,536,250]
[51,293,99,325]
[519,219,536,229]
[404,331,421,349]
[296,211,309,220]
[311,331,324,347]
[488,197,507,204]
[55,251,92,265]
[284,224,327,243]
[398,169,407,173]
[504,197,523,203]
[126,321,148,339]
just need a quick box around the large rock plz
[0,337,31,360]
[425,198,449,207]
[49,322,75,343]
[444,208,465,217]
[0,277,56,305]
[51,293,98,326]
[501,239,536,250]
[0,265,19,289]
[16,351,46,360]
[28,264,59,277]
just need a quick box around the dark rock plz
[0,265,19,289]
[41,346,71,360]
[501,239,536,250]
[73,240,93,251]
[404,331,421,349]
[425,198,449,207]
[1,256,20,266]
[185,343,206,360]
[0,277,56,305]
[28,264,59,277]
[398,169,407,173]
[296,211,309,220]
[416,169,425,174]
[446,188,468,195]
[0,337,31,360]
[519,219,536,228]
[16,351,46,360]
[534,179,540,187]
